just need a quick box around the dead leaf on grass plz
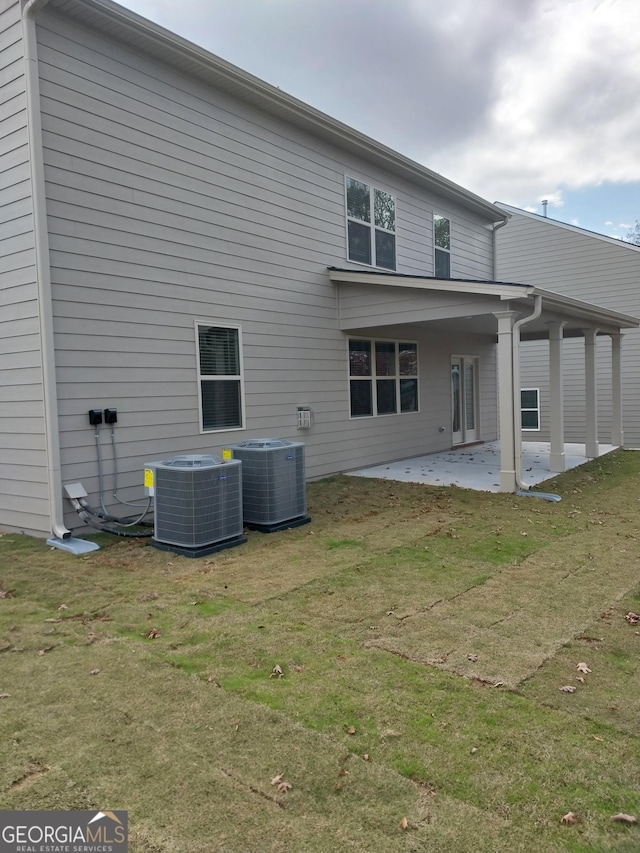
[277,781,292,793]
[576,662,591,674]
[610,813,637,824]
[0,589,13,599]
[56,603,68,611]
[37,647,54,656]
[270,664,283,678]
[89,668,101,676]
[400,817,409,830]
[467,654,478,662]
[363,753,370,761]
[559,685,576,693]
[346,725,357,735]
[625,612,640,624]
[145,629,161,639]
[271,774,284,786]
[292,664,305,672]
[0,693,10,699]
[561,812,579,825]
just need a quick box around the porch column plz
[583,328,599,458]
[611,332,623,446]
[548,321,566,472]
[495,311,519,491]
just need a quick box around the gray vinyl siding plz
[30,10,498,531]
[0,1,50,534]
[497,209,640,446]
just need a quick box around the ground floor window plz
[197,323,244,431]
[349,338,418,417]
[521,387,540,431]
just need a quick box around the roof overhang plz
[329,268,640,337]
[43,0,507,223]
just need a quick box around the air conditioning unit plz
[145,455,246,557]
[228,438,310,532]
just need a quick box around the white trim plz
[330,268,532,299]
[520,387,540,431]
[345,175,396,270]
[434,213,451,278]
[347,336,419,419]
[195,321,246,434]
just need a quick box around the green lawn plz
[1,450,640,852]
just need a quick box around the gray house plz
[1,0,637,539]
[496,204,640,449]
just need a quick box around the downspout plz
[512,294,543,490]
[22,0,71,538]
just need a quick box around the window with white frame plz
[197,323,244,431]
[521,388,540,431]
[349,338,418,417]
[434,214,451,277]
[346,177,396,270]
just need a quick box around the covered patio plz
[330,268,639,492]
[348,440,617,493]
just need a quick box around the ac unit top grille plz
[233,438,293,450]
[159,454,223,468]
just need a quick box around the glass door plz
[451,357,479,445]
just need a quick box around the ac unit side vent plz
[150,455,245,556]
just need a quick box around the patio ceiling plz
[329,268,640,338]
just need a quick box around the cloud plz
[430,0,640,205]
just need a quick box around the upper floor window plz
[346,177,396,270]
[349,338,418,417]
[434,214,451,277]
[197,323,244,432]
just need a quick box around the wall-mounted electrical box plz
[88,409,103,426]
[104,408,118,424]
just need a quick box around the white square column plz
[548,321,566,472]
[495,311,520,492]
[611,333,623,446]
[583,328,599,458]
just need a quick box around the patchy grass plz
[1,450,640,852]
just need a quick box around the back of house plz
[1,0,509,536]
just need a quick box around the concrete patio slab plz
[347,441,617,493]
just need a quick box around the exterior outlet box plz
[88,409,103,426]
[297,406,312,429]
[104,408,118,424]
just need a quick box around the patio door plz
[451,357,479,445]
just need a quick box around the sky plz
[118,0,640,241]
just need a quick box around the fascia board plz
[328,269,531,300]
[533,287,640,329]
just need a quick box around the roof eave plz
[47,0,507,223]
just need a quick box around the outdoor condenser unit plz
[145,454,246,557]
[228,438,310,532]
